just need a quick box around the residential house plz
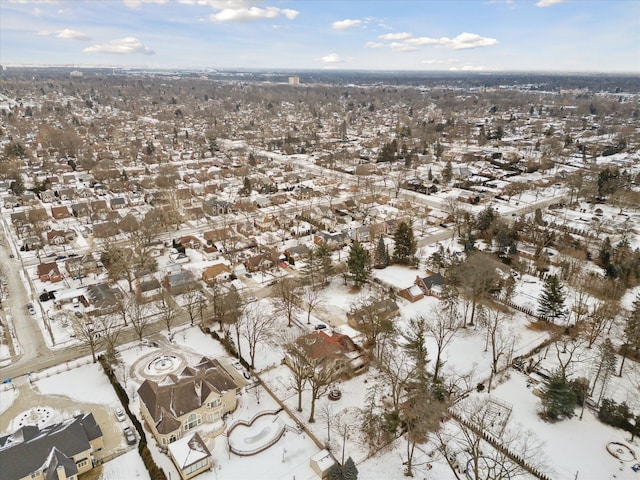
[347,297,400,331]
[110,197,127,210]
[201,263,232,284]
[202,199,233,216]
[0,412,104,480]
[86,283,121,314]
[92,222,119,239]
[51,205,71,220]
[37,261,63,283]
[398,284,425,303]
[289,331,368,379]
[177,235,203,250]
[167,432,213,480]
[46,229,75,246]
[243,253,277,273]
[284,244,310,263]
[137,357,241,448]
[136,277,163,302]
[71,202,90,219]
[163,267,197,293]
[64,255,99,279]
[313,231,350,248]
[2,194,18,208]
[415,272,445,298]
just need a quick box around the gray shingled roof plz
[0,413,102,480]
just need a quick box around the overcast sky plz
[1,0,638,72]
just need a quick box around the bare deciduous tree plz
[442,398,547,480]
[302,285,324,324]
[274,277,301,328]
[426,308,460,382]
[478,307,516,392]
[308,357,334,423]
[71,314,103,363]
[241,302,275,369]
[378,348,414,411]
[283,336,310,412]
[159,292,179,334]
[182,287,205,326]
[129,296,151,341]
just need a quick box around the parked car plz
[314,323,327,330]
[123,426,136,445]
[27,303,36,315]
[114,408,126,422]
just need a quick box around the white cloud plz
[8,0,60,4]
[449,64,486,71]
[536,0,568,6]
[390,42,417,52]
[405,37,440,46]
[56,29,90,40]
[443,32,498,49]
[320,53,344,64]
[83,37,154,55]
[381,32,497,52]
[123,0,167,8]
[332,18,361,30]
[365,41,384,49]
[378,32,412,41]
[421,58,458,65]
[210,6,298,22]
[35,28,90,40]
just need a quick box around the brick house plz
[37,262,63,283]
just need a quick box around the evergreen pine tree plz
[316,242,333,284]
[373,236,389,268]
[625,294,640,353]
[301,248,321,287]
[328,464,344,480]
[392,221,417,265]
[342,457,358,480]
[620,294,640,376]
[538,275,566,322]
[542,369,576,420]
[347,241,371,287]
[441,159,452,183]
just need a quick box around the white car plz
[114,408,126,422]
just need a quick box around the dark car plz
[123,426,136,445]
[314,324,327,330]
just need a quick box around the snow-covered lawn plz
[490,373,640,480]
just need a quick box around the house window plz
[183,413,201,431]
[76,459,88,468]
[206,411,220,422]
[162,437,167,445]
[207,398,221,409]
[184,458,208,475]
[30,472,40,479]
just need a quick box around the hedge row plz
[99,355,168,480]
[201,326,251,370]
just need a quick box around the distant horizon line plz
[1,64,639,76]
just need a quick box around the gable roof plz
[168,431,211,469]
[295,331,358,361]
[0,413,102,480]
[138,357,240,434]
[37,262,60,278]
